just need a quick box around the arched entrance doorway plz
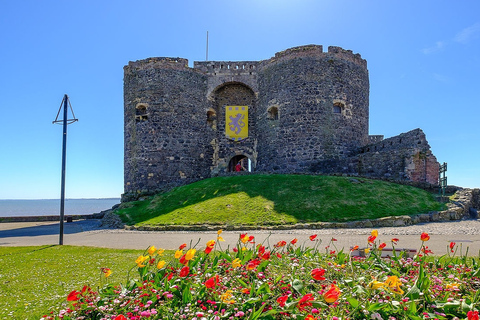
[228,155,251,172]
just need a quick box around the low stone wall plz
[122,189,477,231]
[0,214,95,223]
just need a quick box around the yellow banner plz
[225,106,248,141]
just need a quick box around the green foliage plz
[115,175,444,226]
[41,233,480,319]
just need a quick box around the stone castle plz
[123,45,439,200]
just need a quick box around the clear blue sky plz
[1,0,479,199]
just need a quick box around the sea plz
[0,198,121,217]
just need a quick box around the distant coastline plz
[0,198,121,217]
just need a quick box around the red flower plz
[291,238,298,245]
[277,295,288,307]
[367,235,376,244]
[468,311,479,320]
[379,243,387,250]
[67,290,81,301]
[449,242,456,252]
[420,232,430,241]
[351,245,359,251]
[305,315,317,320]
[205,246,213,254]
[331,237,337,241]
[257,245,266,256]
[179,266,189,277]
[297,293,315,311]
[179,243,187,250]
[275,240,287,248]
[310,268,326,281]
[179,254,188,265]
[114,316,127,320]
[391,238,399,244]
[309,235,317,241]
[260,251,271,260]
[205,275,219,289]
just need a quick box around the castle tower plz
[123,45,373,200]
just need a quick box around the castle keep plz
[123,45,439,200]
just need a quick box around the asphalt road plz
[1,219,479,256]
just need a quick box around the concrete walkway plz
[1,219,479,256]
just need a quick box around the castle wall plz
[123,58,209,197]
[255,45,369,173]
[122,46,439,200]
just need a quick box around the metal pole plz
[59,94,68,245]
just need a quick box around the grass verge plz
[0,246,144,319]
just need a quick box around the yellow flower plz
[101,268,112,278]
[371,230,378,237]
[157,260,166,269]
[157,248,165,256]
[206,240,216,248]
[147,246,157,256]
[446,283,460,290]
[217,236,225,242]
[232,258,242,268]
[384,275,404,294]
[175,250,183,259]
[241,247,247,251]
[185,248,196,261]
[241,235,250,244]
[220,290,235,304]
[135,255,149,268]
[368,280,385,290]
[364,248,370,254]
[217,229,223,235]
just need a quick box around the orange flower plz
[420,232,430,241]
[101,268,112,278]
[291,238,298,245]
[351,245,359,251]
[179,243,187,250]
[206,240,216,248]
[275,240,287,247]
[147,245,156,256]
[305,315,317,320]
[323,284,341,303]
[311,268,326,281]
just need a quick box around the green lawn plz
[0,246,144,319]
[116,175,444,227]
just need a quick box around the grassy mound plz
[116,175,444,227]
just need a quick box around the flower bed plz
[44,231,480,320]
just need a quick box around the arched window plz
[228,155,251,172]
[135,103,148,122]
[206,109,217,129]
[267,106,279,120]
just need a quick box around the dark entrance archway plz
[228,155,251,172]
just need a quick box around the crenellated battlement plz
[124,57,190,74]
[194,61,259,75]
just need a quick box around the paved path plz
[1,219,479,256]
